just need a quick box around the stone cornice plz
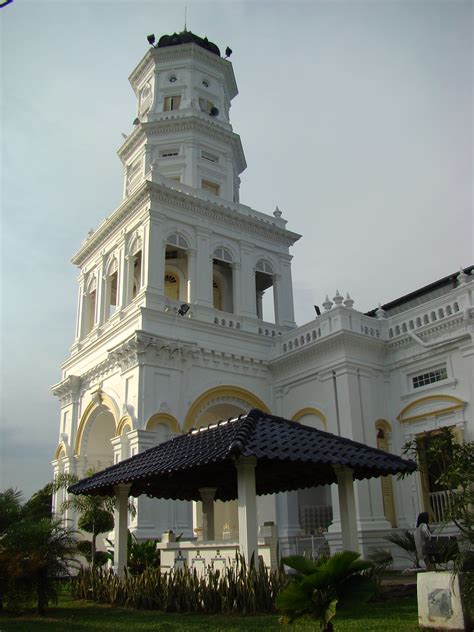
[71,187,150,266]
[129,44,238,98]
[118,115,246,174]
[270,329,385,372]
[61,329,270,394]
[72,180,300,267]
[51,375,82,406]
[147,182,300,246]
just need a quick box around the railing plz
[294,536,330,560]
[429,490,456,524]
[299,505,333,534]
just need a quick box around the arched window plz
[213,247,233,263]
[255,259,275,322]
[166,233,188,249]
[105,259,119,319]
[212,248,233,312]
[375,420,396,527]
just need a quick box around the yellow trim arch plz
[146,412,181,434]
[375,419,392,433]
[53,442,67,461]
[291,407,327,430]
[116,415,133,437]
[184,385,270,432]
[397,395,465,424]
[74,392,120,455]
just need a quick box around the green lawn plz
[0,594,419,632]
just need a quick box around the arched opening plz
[164,272,180,300]
[83,277,97,336]
[255,260,275,323]
[186,386,271,541]
[129,236,143,301]
[76,404,117,475]
[164,233,189,302]
[292,409,333,534]
[105,259,119,319]
[212,247,233,313]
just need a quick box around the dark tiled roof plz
[365,265,474,317]
[68,410,416,501]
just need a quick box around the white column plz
[96,261,106,325]
[187,249,197,304]
[199,487,217,541]
[232,262,241,315]
[195,228,213,307]
[276,256,296,327]
[144,215,165,297]
[113,483,131,578]
[334,465,359,552]
[235,457,258,563]
[239,242,257,318]
[75,275,85,340]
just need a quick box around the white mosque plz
[52,30,474,560]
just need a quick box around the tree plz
[54,471,135,568]
[402,427,474,546]
[0,488,78,614]
[276,551,375,631]
[22,483,53,522]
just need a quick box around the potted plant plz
[402,428,474,630]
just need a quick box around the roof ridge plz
[228,408,260,457]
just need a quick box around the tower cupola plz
[119,31,246,204]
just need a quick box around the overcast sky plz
[1,0,472,499]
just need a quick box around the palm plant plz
[276,551,375,631]
[54,471,134,568]
[0,487,79,613]
[385,530,419,567]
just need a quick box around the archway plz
[74,396,119,474]
[186,386,271,540]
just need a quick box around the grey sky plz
[1,0,472,499]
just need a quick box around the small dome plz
[157,31,221,56]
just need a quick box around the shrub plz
[72,554,287,614]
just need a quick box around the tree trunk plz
[36,569,48,615]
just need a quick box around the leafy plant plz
[54,471,135,569]
[0,487,79,614]
[367,548,393,596]
[402,427,474,546]
[385,531,419,567]
[127,533,160,574]
[276,551,375,631]
[71,554,287,614]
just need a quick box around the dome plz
[157,31,221,57]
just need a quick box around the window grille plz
[412,367,447,389]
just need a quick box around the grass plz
[0,593,419,632]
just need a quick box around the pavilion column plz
[113,483,131,577]
[334,465,359,552]
[235,456,258,563]
[199,487,216,541]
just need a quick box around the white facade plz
[52,32,474,560]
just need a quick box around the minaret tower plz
[52,31,300,540]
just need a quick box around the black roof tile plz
[68,409,416,501]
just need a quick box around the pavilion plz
[69,409,416,575]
